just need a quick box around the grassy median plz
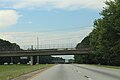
[0,64,53,80]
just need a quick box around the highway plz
[30,64,120,80]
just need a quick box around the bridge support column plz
[30,56,33,65]
[36,56,40,64]
[11,57,13,64]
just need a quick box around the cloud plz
[14,0,106,10]
[0,27,92,49]
[0,10,20,28]
[53,0,106,10]
[1,0,107,10]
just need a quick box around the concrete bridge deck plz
[0,49,90,57]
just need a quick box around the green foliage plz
[74,55,88,64]
[76,36,90,49]
[75,0,120,66]
[0,39,20,51]
[75,36,92,64]
[40,56,52,64]
[90,0,120,65]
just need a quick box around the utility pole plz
[37,37,39,50]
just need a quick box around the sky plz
[0,0,107,59]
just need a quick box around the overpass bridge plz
[0,48,90,65]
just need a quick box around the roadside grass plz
[90,64,120,69]
[0,64,53,80]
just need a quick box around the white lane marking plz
[88,78,93,80]
[72,68,93,80]
[84,75,93,80]
[77,71,82,73]
[72,68,82,74]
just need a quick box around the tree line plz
[75,0,120,66]
[0,39,20,51]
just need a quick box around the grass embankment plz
[90,64,120,69]
[0,64,53,80]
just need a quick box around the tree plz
[90,0,120,65]
[0,39,20,51]
[75,0,120,65]
[76,36,90,49]
[75,36,91,64]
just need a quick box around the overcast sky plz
[0,0,107,59]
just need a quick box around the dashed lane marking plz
[84,75,93,80]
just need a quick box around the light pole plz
[37,37,40,64]
[37,37,39,50]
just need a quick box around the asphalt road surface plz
[30,64,120,80]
